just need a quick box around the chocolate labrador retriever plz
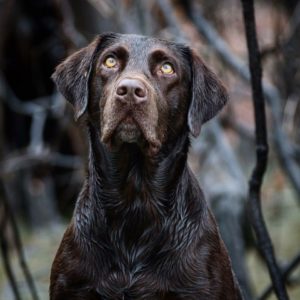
[50,33,243,300]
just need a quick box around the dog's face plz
[91,34,193,154]
[52,33,228,155]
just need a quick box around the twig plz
[189,3,300,203]
[240,0,288,299]
[60,0,88,48]
[0,151,83,176]
[0,234,22,300]
[208,120,247,187]
[0,195,22,300]
[155,0,188,42]
[86,0,115,17]
[222,115,255,141]
[0,72,68,154]
[259,253,300,299]
[0,79,64,117]
[28,111,47,154]
[293,145,300,159]
[1,183,40,300]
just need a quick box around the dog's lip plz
[102,113,140,142]
[122,115,135,125]
[119,111,138,126]
[116,116,139,132]
[101,111,161,155]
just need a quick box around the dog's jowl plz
[50,33,243,300]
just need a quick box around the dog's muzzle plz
[113,77,148,143]
[101,75,161,154]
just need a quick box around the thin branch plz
[0,72,66,118]
[60,0,88,48]
[293,145,300,159]
[0,152,83,176]
[240,0,288,299]
[208,120,247,188]
[222,115,255,141]
[28,111,47,154]
[155,0,188,42]
[189,3,300,203]
[86,0,115,17]
[259,253,300,300]
[0,198,22,300]
[1,183,40,300]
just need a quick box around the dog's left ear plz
[188,50,228,136]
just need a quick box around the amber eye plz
[104,56,117,68]
[160,63,174,74]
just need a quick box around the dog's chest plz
[95,265,162,299]
[93,250,191,300]
[73,175,206,298]
[89,210,184,298]
[89,235,168,298]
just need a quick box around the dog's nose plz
[116,78,147,104]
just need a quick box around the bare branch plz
[60,0,88,48]
[86,0,115,18]
[259,253,300,299]
[0,182,40,300]
[240,0,288,299]
[28,112,47,154]
[222,115,255,141]
[155,0,188,42]
[0,152,83,176]
[0,207,22,300]
[189,2,300,203]
[0,75,65,117]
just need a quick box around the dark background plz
[0,0,299,299]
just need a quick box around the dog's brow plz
[150,47,174,56]
[149,48,178,63]
[101,45,129,58]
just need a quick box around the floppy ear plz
[51,33,115,121]
[188,51,228,136]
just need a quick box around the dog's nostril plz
[135,87,146,98]
[116,78,147,103]
[116,86,127,96]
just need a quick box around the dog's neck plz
[78,125,189,223]
[87,121,190,198]
[75,122,191,241]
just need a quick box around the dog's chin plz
[114,122,142,144]
[102,117,161,156]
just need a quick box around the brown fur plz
[50,33,243,300]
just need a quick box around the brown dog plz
[50,33,243,300]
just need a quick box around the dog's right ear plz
[51,39,99,120]
[52,33,117,120]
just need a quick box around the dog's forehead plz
[122,34,167,48]
[108,33,187,59]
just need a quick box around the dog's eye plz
[160,63,174,75]
[104,56,117,68]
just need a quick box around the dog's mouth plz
[101,110,161,155]
[114,115,142,143]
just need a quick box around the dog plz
[50,33,243,300]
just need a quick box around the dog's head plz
[52,33,228,154]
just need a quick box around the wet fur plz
[50,33,243,299]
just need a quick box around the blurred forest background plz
[0,0,299,299]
